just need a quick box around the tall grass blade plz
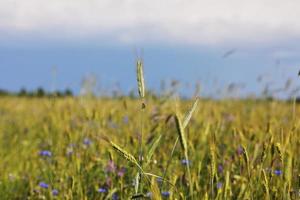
[146,134,162,165]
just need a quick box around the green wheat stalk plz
[174,113,193,199]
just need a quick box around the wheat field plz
[0,95,299,199]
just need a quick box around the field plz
[0,96,299,200]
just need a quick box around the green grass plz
[0,96,299,199]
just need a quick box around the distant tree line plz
[0,87,73,97]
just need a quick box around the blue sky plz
[1,0,300,97]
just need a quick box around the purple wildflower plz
[181,159,191,166]
[123,116,129,124]
[237,146,243,155]
[218,164,224,173]
[117,167,126,177]
[156,177,163,184]
[97,188,107,193]
[39,150,52,157]
[217,182,223,189]
[83,138,92,146]
[161,191,170,198]
[52,189,59,196]
[112,193,119,200]
[106,160,117,173]
[39,182,49,189]
[274,169,282,176]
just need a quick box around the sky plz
[1,0,300,97]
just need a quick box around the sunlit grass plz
[0,96,299,199]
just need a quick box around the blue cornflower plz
[83,138,92,146]
[39,182,49,189]
[218,164,224,173]
[97,188,107,193]
[52,189,59,196]
[274,169,282,176]
[181,159,191,166]
[217,182,223,189]
[161,191,170,198]
[39,150,52,157]
[156,177,163,184]
[112,193,119,200]
[123,116,129,124]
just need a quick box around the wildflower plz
[161,191,170,198]
[274,169,282,176]
[237,146,243,155]
[39,150,52,157]
[52,189,59,196]
[218,164,224,173]
[117,167,126,177]
[97,188,107,193]
[83,138,92,146]
[156,177,163,184]
[217,182,223,189]
[123,116,129,124]
[181,159,191,166]
[106,160,116,173]
[39,182,49,189]
[112,193,119,200]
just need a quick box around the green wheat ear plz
[174,114,188,153]
[261,142,268,164]
[275,142,283,163]
[284,152,292,187]
[183,97,199,128]
[241,145,250,179]
[110,141,142,171]
[136,59,145,99]
[174,113,193,198]
[209,145,216,180]
[262,169,270,199]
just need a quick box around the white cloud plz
[1,0,300,46]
